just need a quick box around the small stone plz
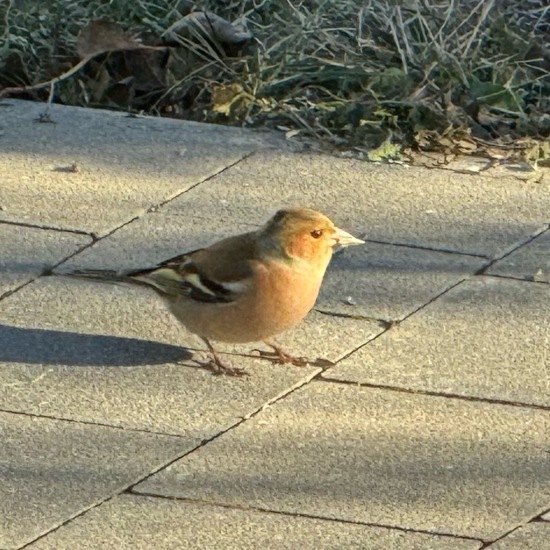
[50,162,78,173]
[343,296,357,306]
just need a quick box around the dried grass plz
[1,0,550,160]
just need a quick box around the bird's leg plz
[253,340,309,367]
[197,337,248,377]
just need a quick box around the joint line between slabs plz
[480,272,550,286]
[0,278,37,302]
[317,377,550,411]
[0,219,92,237]
[476,223,550,276]
[330,276,469,366]
[145,150,257,213]
[0,407,187,438]
[38,214,141,276]
[41,151,256,276]
[17,493,120,549]
[124,370,321,491]
[478,524,524,549]
[124,492,485,543]
[364,238,488,258]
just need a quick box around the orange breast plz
[168,259,325,343]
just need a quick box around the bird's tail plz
[63,267,184,297]
[63,269,153,288]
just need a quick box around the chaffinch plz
[68,208,364,375]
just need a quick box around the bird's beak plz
[333,227,365,248]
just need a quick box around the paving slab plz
[0,222,90,297]
[134,382,550,540]
[488,228,550,283]
[0,411,186,549]
[327,276,550,407]
[485,522,550,549]
[0,275,377,435]
[318,242,485,321]
[0,99,274,235]
[157,150,550,257]
[25,494,482,550]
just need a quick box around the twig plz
[388,11,408,74]
[462,0,495,58]
[0,54,92,100]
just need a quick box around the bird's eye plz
[310,229,323,239]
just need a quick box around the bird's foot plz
[253,342,309,367]
[196,337,248,377]
[193,354,248,377]
[207,355,248,376]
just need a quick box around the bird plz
[66,208,365,376]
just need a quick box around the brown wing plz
[127,231,259,303]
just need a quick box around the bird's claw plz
[252,347,309,367]
[207,360,248,377]
[193,357,249,377]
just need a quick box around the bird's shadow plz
[0,323,192,367]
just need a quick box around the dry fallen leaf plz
[77,20,143,59]
[211,83,251,116]
[76,20,169,104]
[285,129,301,139]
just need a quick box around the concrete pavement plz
[1,99,549,549]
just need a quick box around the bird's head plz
[262,208,364,265]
